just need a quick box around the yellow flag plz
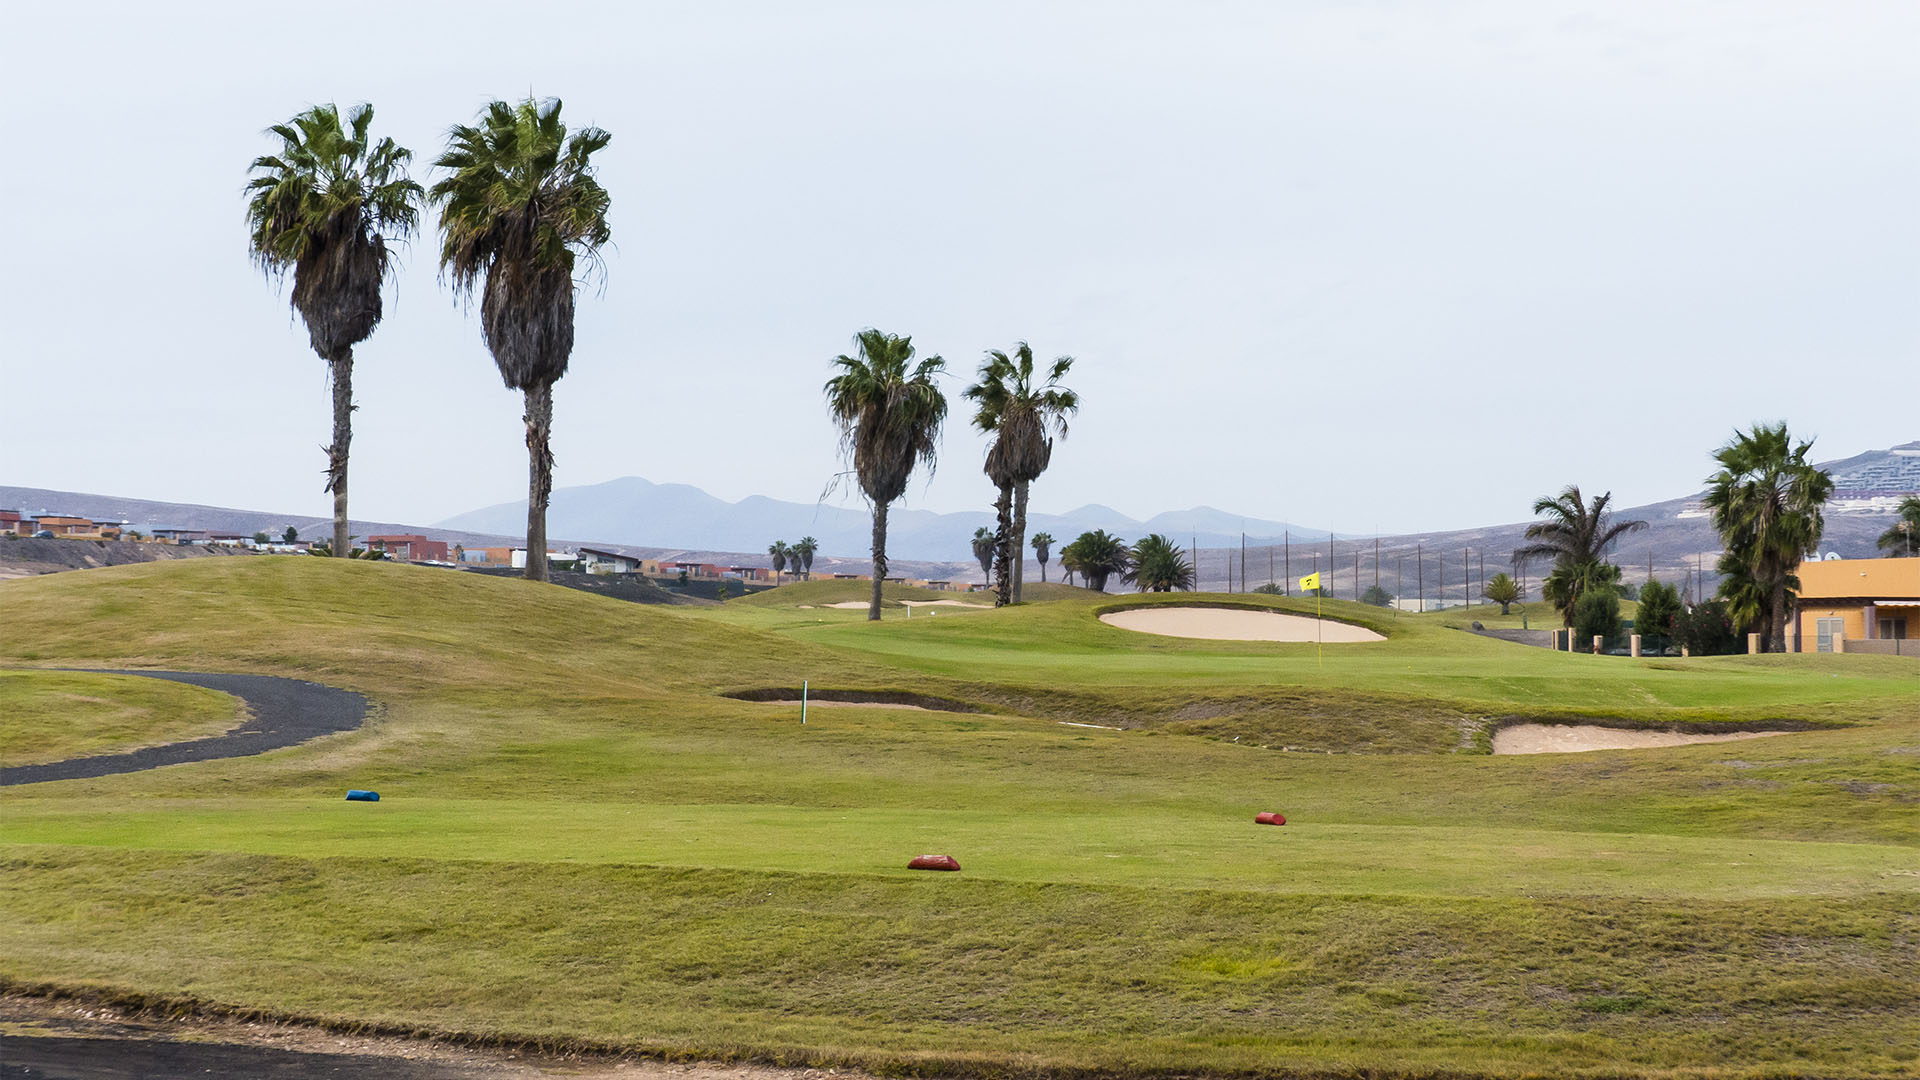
[1298,572,1320,592]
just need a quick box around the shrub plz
[1571,586,1622,648]
[1635,580,1684,653]
[1360,584,1394,607]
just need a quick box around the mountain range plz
[436,477,1327,564]
[9,440,1915,594]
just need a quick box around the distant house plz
[365,534,451,562]
[32,515,95,537]
[149,527,209,544]
[579,547,643,574]
[458,546,515,566]
[0,511,30,536]
[1796,557,1920,653]
[208,532,253,548]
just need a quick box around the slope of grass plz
[2,558,1917,1078]
[0,670,240,766]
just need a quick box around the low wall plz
[1838,637,1918,657]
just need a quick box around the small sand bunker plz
[1493,724,1792,755]
[751,699,930,710]
[822,599,988,610]
[1100,607,1384,643]
[901,599,990,608]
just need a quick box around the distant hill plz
[11,439,1914,593]
[436,476,1323,563]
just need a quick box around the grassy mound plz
[3,558,1918,1077]
[0,670,239,766]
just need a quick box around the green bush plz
[1635,580,1684,653]
[1571,586,1622,648]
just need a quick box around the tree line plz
[1515,421,1876,655]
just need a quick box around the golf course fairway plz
[2,558,1916,1078]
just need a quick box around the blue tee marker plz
[345,789,380,802]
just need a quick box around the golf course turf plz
[2,559,1916,1078]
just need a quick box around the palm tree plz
[964,343,1078,605]
[792,536,819,580]
[1704,423,1834,652]
[971,526,996,580]
[246,103,422,558]
[824,329,948,620]
[1512,485,1647,625]
[430,97,612,583]
[1031,531,1055,583]
[1124,534,1194,592]
[1715,550,1775,647]
[1482,571,1522,615]
[768,540,790,584]
[1877,495,1920,557]
[1061,530,1130,593]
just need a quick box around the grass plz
[0,670,239,766]
[2,558,1917,1078]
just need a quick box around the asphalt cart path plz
[0,670,367,787]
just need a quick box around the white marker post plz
[801,680,808,725]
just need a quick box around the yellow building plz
[1795,557,1920,652]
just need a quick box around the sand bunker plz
[1493,724,1791,755]
[1099,607,1385,643]
[752,699,930,710]
[820,599,988,610]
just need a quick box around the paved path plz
[0,1032,497,1079]
[0,671,367,787]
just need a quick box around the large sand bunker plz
[1099,607,1385,643]
[1493,724,1792,755]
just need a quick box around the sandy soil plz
[1099,607,1385,643]
[1493,724,1792,755]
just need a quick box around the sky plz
[3,1,1915,536]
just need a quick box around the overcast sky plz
[3,1,1914,536]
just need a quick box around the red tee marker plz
[908,854,962,871]
[1254,812,1287,826]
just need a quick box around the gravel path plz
[0,670,367,787]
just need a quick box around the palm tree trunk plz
[524,381,555,583]
[326,346,354,557]
[1769,579,1788,653]
[994,485,1013,607]
[869,501,888,621]
[1012,479,1030,603]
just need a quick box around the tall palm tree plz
[246,103,421,558]
[1124,534,1194,592]
[824,329,947,620]
[971,526,996,580]
[1512,485,1647,625]
[1030,531,1055,583]
[964,343,1078,605]
[792,536,818,580]
[1714,550,1776,647]
[768,540,790,584]
[1704,423,1834,653]
[430,97,612,583]
[1877,495,1920,557]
